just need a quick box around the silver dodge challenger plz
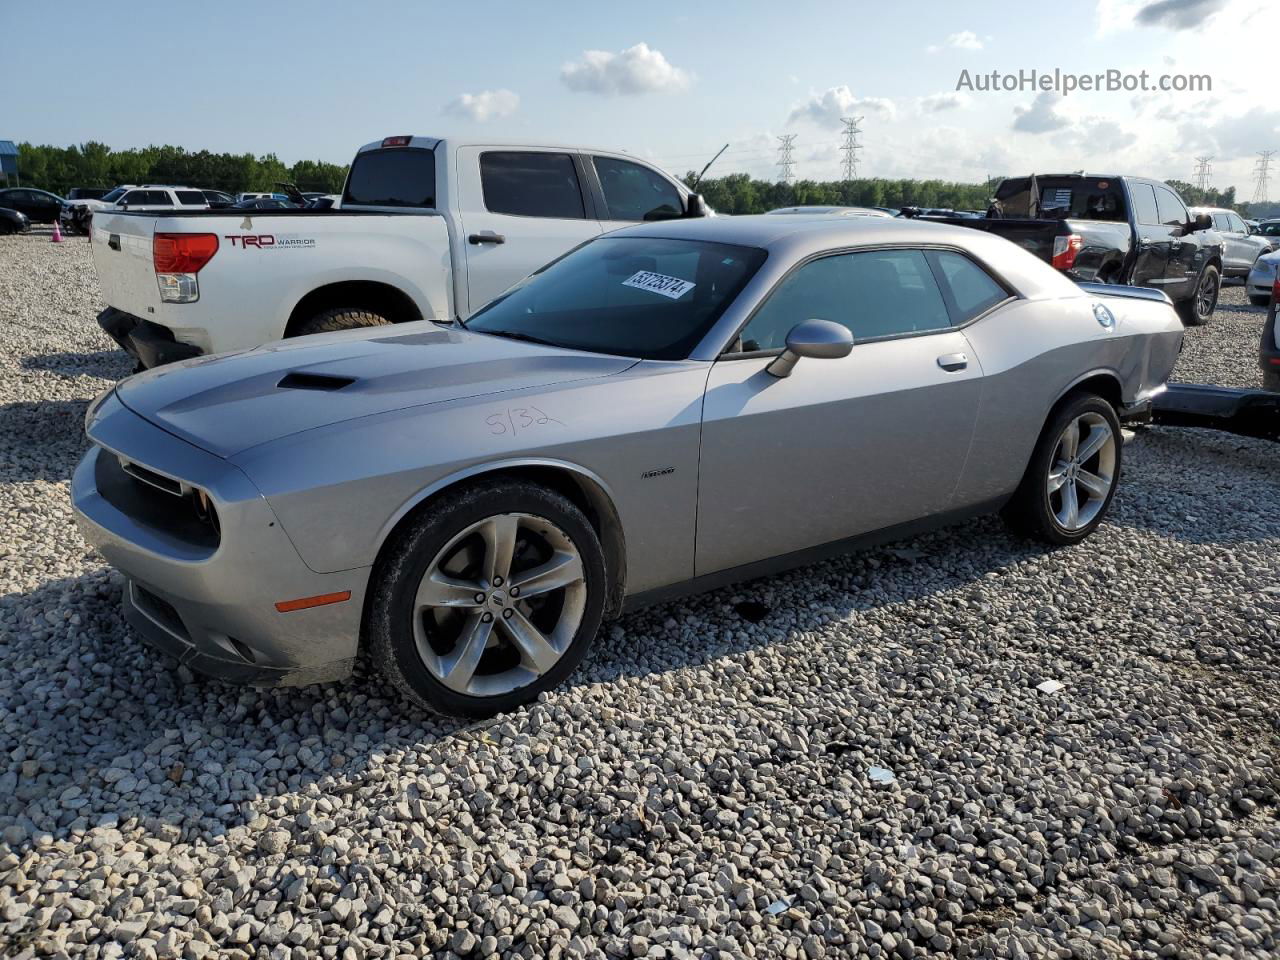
[72,216,1183,716]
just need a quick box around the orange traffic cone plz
[51,221,63,243]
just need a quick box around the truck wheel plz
[293,307,390,338]
[367,479,607,717]
[1249,294,1272,307]
[1002,392,1122,546]
[1176,265,1219,326]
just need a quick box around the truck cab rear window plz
[343,147,436,207]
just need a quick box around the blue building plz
[0,141,18,186]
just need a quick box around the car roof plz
[354,135,671,163]
[613,215,1083,300]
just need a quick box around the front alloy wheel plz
[369,479,606,716]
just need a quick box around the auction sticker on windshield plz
[623,271,695,300]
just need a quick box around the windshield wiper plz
[473,329,563,348]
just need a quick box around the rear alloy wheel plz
[1003,393,1122,545]
[368,480,606,716]
[1176,264,1219,326]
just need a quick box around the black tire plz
[0,222,13,237]
[1002,392,1123,546]
[1249,294,1272,307]
[367,479,607,717]
[1175,264,1219,326]
[293,307,390,338]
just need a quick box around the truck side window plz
[1130,184,1160,226]
[592,156,683,221]
[480,152,586,219]
[1154,186,1188,228]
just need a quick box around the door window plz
[1154,186,1188,228]
[592,156,683,221]
[480,151,586,219]
[928,250,1010,322]
[1131,184,1160,225]
[176,191,206,205]
[1228,213,1249,234]
[737,249,951,352]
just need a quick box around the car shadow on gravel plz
[0,399,93,483]
[20,349,130,381]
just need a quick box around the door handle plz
[937,353,968,372]
[1138,238,1152,248]
[468,232,505,245]
[108,234,120,251]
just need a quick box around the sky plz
[2,0,1278,194]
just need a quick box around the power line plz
[840,117,863,181]
[1192,155,1213,192]
[776,135,797,183]
[1254,151,1276,204]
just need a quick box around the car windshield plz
[101,188,127,203]
[465,236,767,361]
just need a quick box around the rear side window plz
[928,250,1010,322]
[480,152,585,219]
[1131,183,1160,225]
[176,191,206,205]
[123,190,168,205]
[1154,186,1188,227]
[343,147,436,207]
[593,156,682,221]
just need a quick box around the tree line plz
[12,142,350,196]
[683,171,996,214]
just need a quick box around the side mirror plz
[1191,212,1213,232]
[766,319,853,378]
[685,193,708,218]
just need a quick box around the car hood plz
[114,324,638,458]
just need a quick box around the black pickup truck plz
[934,174,1225,326]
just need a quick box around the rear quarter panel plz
[953,294,1182,506]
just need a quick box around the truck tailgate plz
[90,212,160,320]
[933,217,1065,263]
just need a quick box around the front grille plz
[133,584,190,639]
[95,450,221,551]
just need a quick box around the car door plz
[1228,212,1261,268]
[1212,212,1244,272]
[455,147,604,317]
[587,154,686,233]
[695,246,987,576]
[1154,185,1200,296]
[1127,182,1171,288]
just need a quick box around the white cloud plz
[788,85,895,128]
[443,89,519,122]
[560,43,691,96]
[920,92,969,113]
[1013,92,1070,133]
[926,30,984,53]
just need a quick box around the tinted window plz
[466,236,765,360]
[123,190,168,205]
[738,249,951,351]
[1130,184,1160,225]
[593,156,682,221]
[1261,223,1280,237]
[929,250,1009,322]
[176,191,206,205]
[1154,186,1188,227]
[480,152,585,219]
[343,147,436,207]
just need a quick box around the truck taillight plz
[381,135,412,147]
[1051,234,1084,271]
[154,233,218,304]
[154,233,218,273]
[1272,275,1280,304]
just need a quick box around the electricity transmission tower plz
[1254,151,1276,204]
[840,117,863,181]
[1192,156,1213,193]
[776,135,797,183]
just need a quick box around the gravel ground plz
[1,232,1277,960]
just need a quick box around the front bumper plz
[72,391,367,686]
[98,307,204,368]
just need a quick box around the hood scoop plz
[277,372,356,392]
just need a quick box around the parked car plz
[202,190,236,209]
[0,187,66,223]
[61,185,136,234]
[766,205,893,218]
[1190,206,1270,276]
[1253,219,1280,252]
[233,197,299,209]
[89,135,708,368]
[0,207,31,235]
[71,215,1183,715]
[945,174,1224,326]
[1246,249,1280,305]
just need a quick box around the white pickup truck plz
[90,136,708,367]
